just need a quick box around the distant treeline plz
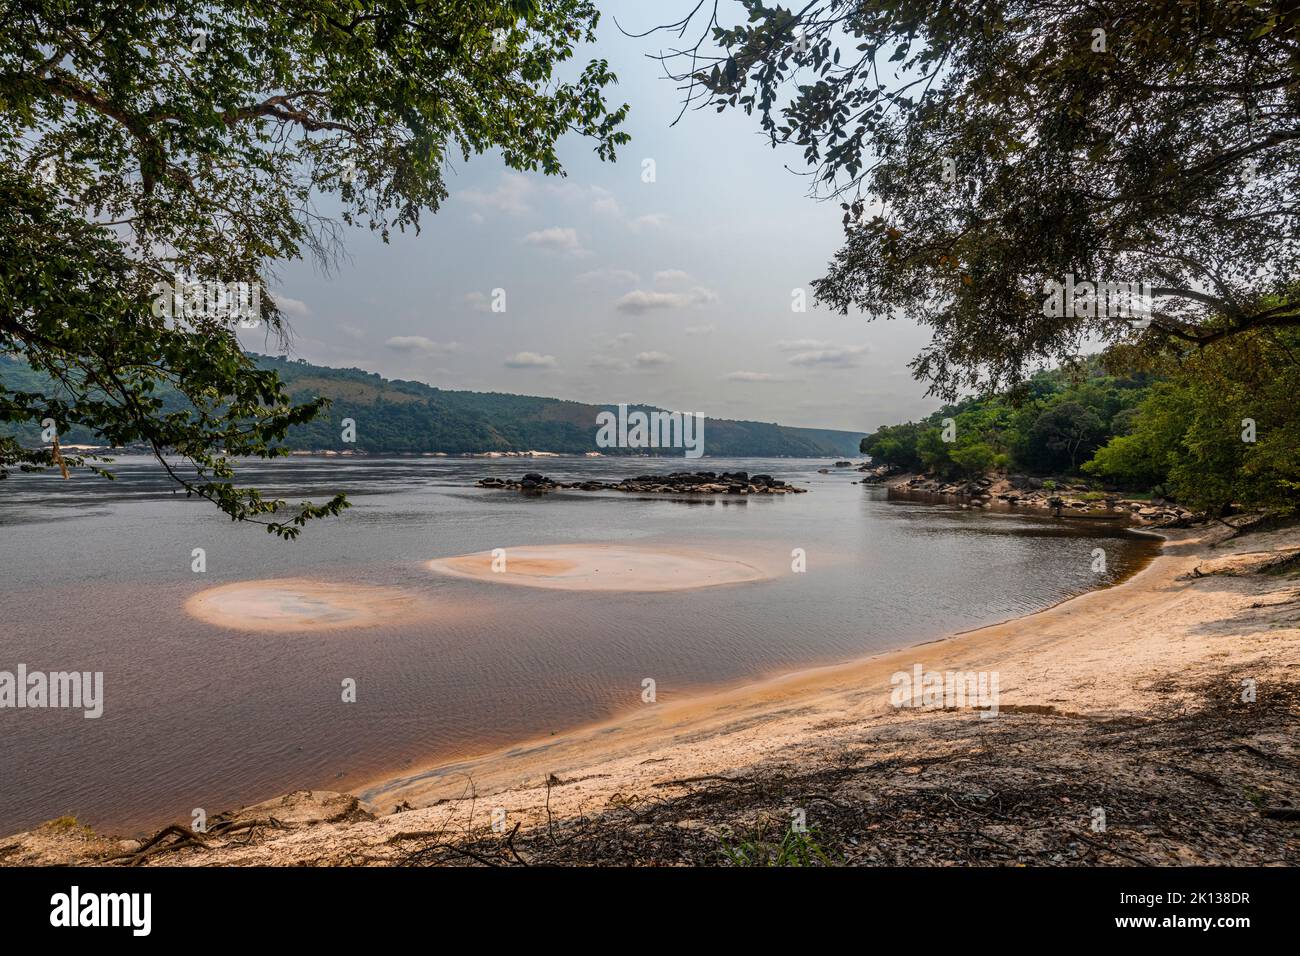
[860,330,1299,516]
[0,353,864,458]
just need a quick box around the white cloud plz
[589,355,630,371]
[635,351,672,368]
[504,351,557,369]
[684,324,715,336]
[785,344,872,368]
[653,270,691,285]
[273,295,310,318]
[725,370,779,382]
[524,226,587,256]
[777,339,834,351]
[615,287,718,315]
[591,188,621,217]
[539,178,666,232]
[458,172,533,215]
[615,291,682,314]
[384,336,460,355]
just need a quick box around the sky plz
[244,1,943,433]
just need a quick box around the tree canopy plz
[1,0,628,535]
[859,357,1155,481]
[654,1,1300,398]
[860,331,1300,516]
[1086,327,1300,514]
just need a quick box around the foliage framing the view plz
[653,1,1300,398]
[860,329,1300,516]
[0,0,629,536]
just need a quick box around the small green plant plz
[42,815,90,835]
[1042,479,1057,492]
[720,823,840,867]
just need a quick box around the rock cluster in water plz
[476,471,807,495]
[860,465,1201,526]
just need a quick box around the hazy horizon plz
[236,0,943,434]
[249,351,869,436]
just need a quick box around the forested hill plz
[0,353,865,457]
[259,356,864,455]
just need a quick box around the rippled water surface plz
[0,455,1160,833]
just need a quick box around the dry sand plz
[9,520,1299,865]
[427,543,769,592]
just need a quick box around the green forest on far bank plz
[0,353,864,458]
[860,328,1300,516]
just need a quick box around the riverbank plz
[5,517,1298,866]
[867,468,1198,527]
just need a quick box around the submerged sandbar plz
[185,578,421,633]
[427,543,768,592]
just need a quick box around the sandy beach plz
[8,518,1298,865]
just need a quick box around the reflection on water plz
[0,455,1160,833]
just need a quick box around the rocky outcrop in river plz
[881,472,1203,526]
[475,471,807,496]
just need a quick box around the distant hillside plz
[0,353,864,457]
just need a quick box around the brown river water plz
[0,455,1160,835]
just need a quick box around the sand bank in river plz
[184,544,771,635]
[183,544,769,633]
[427,543,769,592]
[184,578,424,633]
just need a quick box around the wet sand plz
[184,578,425,633]
[427,543,770,592]
[185,545,772,634]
